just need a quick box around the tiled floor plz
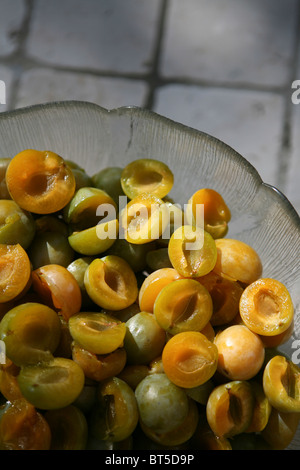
[0,0,299,214]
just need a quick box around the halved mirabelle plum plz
[68,312,126,355]
[90,377,139,442]
[168,225,217,278]
[32,264,82,321]
[263,355,300,413]
[17,357,85,410]
[206,381,254,438]
[214,325,265,381]
[68,219,119,256]
[245,381,272,433]
[72,342,127,381]
[0,200,36,249]
[63,186,117,231]
[213,238,262,284]
[239,278,294,336]
[162,331,218,388]
[197,272,244,326]
[0,398,51,450]
[119,193,169,244]
[84,255,138,310]
[138,267,182,313]
[5,149,76,214]
[121,158,174,200]
[0,243,31,303]
[153,278,213,335]
[261,407,300,450]
[0,302,61,366]
[185,188,231,238]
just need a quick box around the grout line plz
[149,76,287,96]
[2,54,290,102]
[143,0,169,110]
[8,0,35,110]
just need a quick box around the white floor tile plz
[15,67,149,110]
[160,0,298,86]
[154,83,285,186]
[26,0,162,74]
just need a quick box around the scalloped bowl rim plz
[0,100,299,450]
[1,99,299,221]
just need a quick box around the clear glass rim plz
[1,99,299,227]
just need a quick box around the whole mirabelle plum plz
[213,238,262,285]
[214,324,265,381]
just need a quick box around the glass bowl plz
[0,101,299,449]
